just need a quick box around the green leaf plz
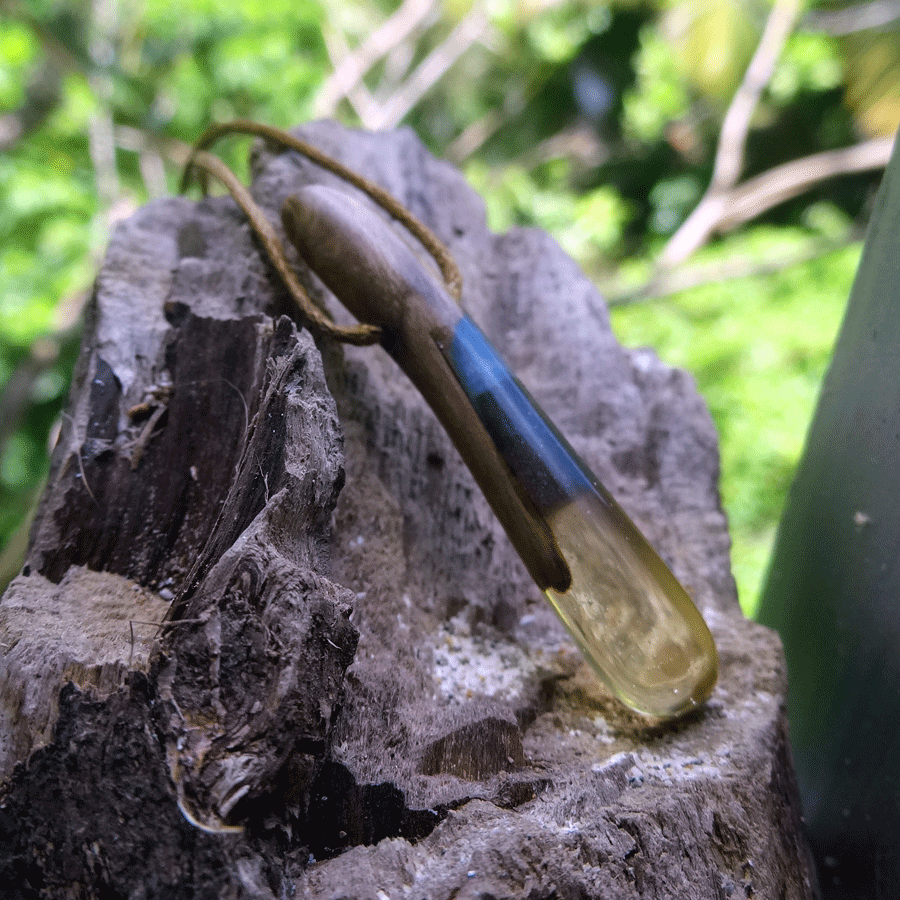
[757,133,900,894]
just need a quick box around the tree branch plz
[804,0,900,35]
[711,0,803,193]
[319,26,380,125]
[113,124,192,196]
[606,229,863,307]
[367,8,491,131]
[615,135,893,306]
[86,0,121,208]
[718,135,895,231]
[660,0,803,268]
[313,0,438,119]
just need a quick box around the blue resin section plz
[447,315,599,514]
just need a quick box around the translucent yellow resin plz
[544,492,717,717]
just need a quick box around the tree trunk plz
[0,122,816,899]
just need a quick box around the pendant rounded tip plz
[543,492,718,721]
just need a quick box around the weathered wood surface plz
[0,122,817,899]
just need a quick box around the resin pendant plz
[282,185,718,719]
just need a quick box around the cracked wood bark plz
[0,121,817,899]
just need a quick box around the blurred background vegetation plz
[0,0,897,612]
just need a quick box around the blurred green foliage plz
[0,0,896,608]
[611,226,859,615]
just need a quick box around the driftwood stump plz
[0,122,816,899]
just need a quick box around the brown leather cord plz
[181,121,462,318]
[187,151,382,345]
